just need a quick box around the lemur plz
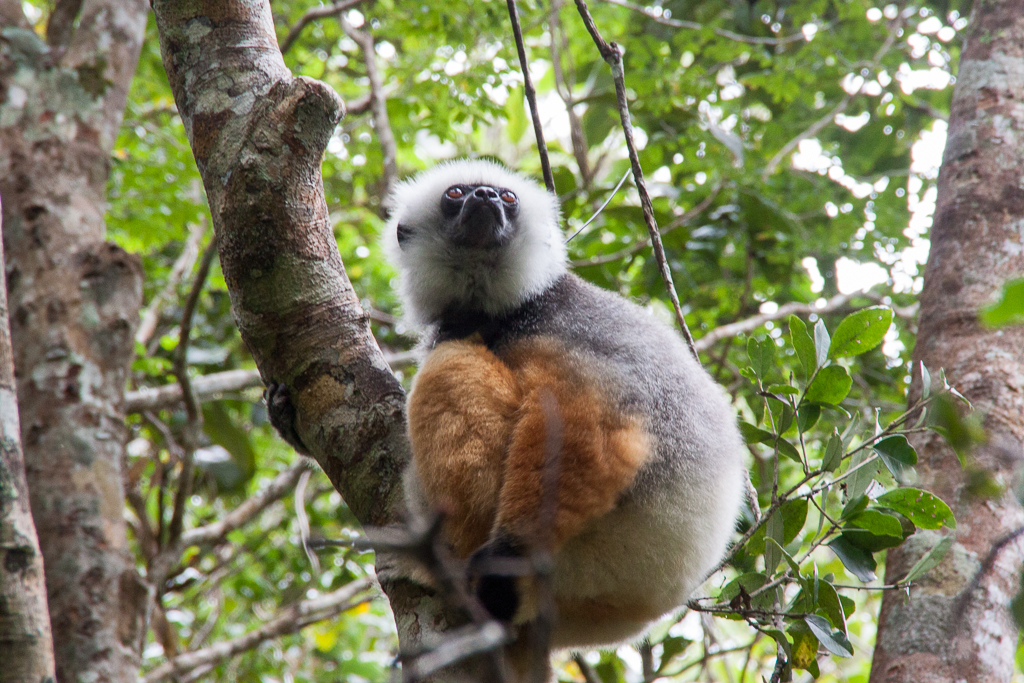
[269,159,744,675]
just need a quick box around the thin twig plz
[764,15,903,177]
[279,0,366,55]
[569,182,721,266]
[506,0,555,193]
[602,0,817,45]
[142,579,375,683]
[167,237,218,544]
[566,168,631,241]
[180,460,315,547]
[136,220,206,346]
[573,0,698,360]
[342,17,398,197]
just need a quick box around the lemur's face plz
[398,184,520,250]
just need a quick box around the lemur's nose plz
[474,186,499,199]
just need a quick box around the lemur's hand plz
[265,382,308,454]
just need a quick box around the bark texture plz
[0,205,55,683]
[0,1,150,681]
[869,2,1024,682]
[150,2,485,679]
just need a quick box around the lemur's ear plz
[396,223,412,247]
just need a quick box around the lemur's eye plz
[499,190,517,204]
[445,186,464,199]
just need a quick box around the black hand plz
[265,382,309,454]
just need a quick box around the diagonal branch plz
[341,17,398,197]
[279,0,366,56]
[764,15,903,177]
[507,0,555,193]
[180,460,315,547]
[602,0,814,45]
[570,183,722,267]
[573,0,698,360]
[692,290,918,353]
[142,578,375,683]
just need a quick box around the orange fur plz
[497,339,650,547]
[407,339,521,557]
[407,337,650,561]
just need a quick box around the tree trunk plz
[150,2,489,679]
[0,1,150,681]
[0,199,55,683]
[869,2,1024,681]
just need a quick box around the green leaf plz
[750,499,808,549]
[805,365,852,405]
[747,337,776,379]
[789,622,820,671]
[654,635,693,674]
[872,435,918,479]
[980,278,1024,327]
[767,384,800,396]
[789,315,816,377]
[847,510,904,536]
[504,85,527,143]
[874,488,956,529]
[842,511,906,551]
[804,614,853,657]
[739,422,774,444]
[903,535,954,583]
[813,319,831,368]
[828,536,877,582]
[797,403,820,432]
[920,362,932,399]
[816,580,848,635]
[822,430,843,472]
[739,422,802,462]
[840,494,869,521]
[765,628,792,658]
[829,306,893,358]
[845,451,879,502]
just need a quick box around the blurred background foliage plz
[24,0,1017,680]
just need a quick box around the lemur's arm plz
[406,339,521,557]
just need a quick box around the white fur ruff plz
[383,159,567,326]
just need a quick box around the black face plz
[438,184,521,248]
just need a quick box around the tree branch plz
[692,290,917,353]
[152,2,489,678]
[507,0,555,193]
[573,0,698,359]
[570,183,721,267]
[124,349,418,414]
[341,17,398,197]
[279,0,366,56]
[180,460,315,547]
[137,221,208,347]
[142,578,375,683]
[601,0,814,45]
